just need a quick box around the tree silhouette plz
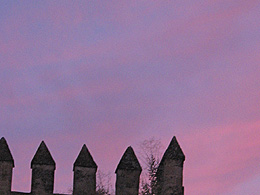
[96,170,113,195]
[138,137,163,195]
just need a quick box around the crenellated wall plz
[0,136,185,195]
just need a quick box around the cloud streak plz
[181,120,260,194]
[0,1,260,194]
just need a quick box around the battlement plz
[0,136,185,195]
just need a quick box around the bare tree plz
[96,170,114,195]
[138,137,163,195]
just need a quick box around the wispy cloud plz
[1,1,260,194]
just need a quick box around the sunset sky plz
[1,1,260,194]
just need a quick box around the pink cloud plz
[180,120,260,194]
[1,1,260,194]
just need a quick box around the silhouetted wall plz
[0,136,185,195]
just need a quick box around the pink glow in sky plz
[1,1,260,194]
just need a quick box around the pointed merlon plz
[115,146,142,173]
[31,141,56,168]
[162,136,185,161]
[0,137,14,167]
[73,144,97,170]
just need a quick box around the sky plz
[0,1,260,194]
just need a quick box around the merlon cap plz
[162,136,185,161]
[0,137,14,167]
[115,146,142,173]
[73,144,97,170]
[31,141,56,169]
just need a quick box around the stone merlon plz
[73,144,97,170]
[0,137,14,167]
[115,146,142,173]
[162,136,185,162]
[31,141,56,169]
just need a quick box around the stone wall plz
[0,136,185,195]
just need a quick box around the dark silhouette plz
[0,136,185,195]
